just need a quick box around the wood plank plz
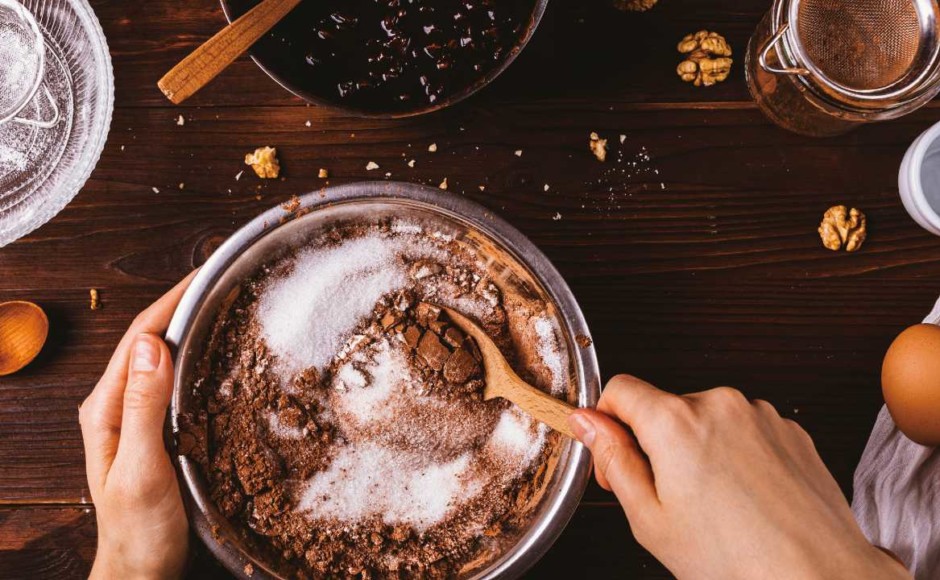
[96,0,765,109]
[0,504,668,579]
[2,103,939,501]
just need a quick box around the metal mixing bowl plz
[165,181,600,579]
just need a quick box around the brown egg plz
[882,324,940,446]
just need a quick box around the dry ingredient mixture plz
[183,221,569,578]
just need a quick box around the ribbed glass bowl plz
[0,0,113,247]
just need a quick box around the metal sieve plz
[755,0,940,122]
[0,0,58,128]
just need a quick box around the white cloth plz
[852,297,940,579]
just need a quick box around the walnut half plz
[819,206,867,252]
[677,30,733,87]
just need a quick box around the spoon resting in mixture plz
[440,306,577,438]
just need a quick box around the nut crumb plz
[514,149,523,157]
[552,212,562,221]
[244,147,280,179]
[589,132,608,162]
[176,115,185,126]
[620,134,627,144]
[479,185,486,191]
[543,184,550,192]
[318,168,329,179]
[244,563,254,576]
[576,334,593,348]
[428,143,438,153]
[89,289,100,311]
[819,205,867,252]
[281,196,301,213]
[366,161,380,171]
[677,30,733,87]
[305,120,312,127]
[439,178,448,190]
[408,159,416,168]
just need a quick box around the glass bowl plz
[0,0,114,247]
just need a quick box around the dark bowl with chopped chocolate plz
[166,182,599,579]
[220,0,548,117]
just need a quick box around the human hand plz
[568,375,910,580]
[79,273,196,579]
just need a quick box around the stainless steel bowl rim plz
[165,181,600,579]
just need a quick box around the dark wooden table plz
[2,0,940,577]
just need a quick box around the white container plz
[899,121,940,236]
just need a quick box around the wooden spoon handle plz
[158,0,303,104]
[502,376,578,439]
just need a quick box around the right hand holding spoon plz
[568,375,911,579]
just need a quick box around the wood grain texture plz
[2,0,939,577]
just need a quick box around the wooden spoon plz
[440,306,577,438]
[0,301,49,376]
[158,0,303,105]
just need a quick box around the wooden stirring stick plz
[440,306,578,438]
[158,0,302,104]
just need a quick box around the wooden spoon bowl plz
[0,301,49,376]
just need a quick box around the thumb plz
[568,409,659,517]
[116,334,174,462]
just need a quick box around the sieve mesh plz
[0,6,42,121]
[796,0,922,91]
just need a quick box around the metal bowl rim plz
[165,181,600,579]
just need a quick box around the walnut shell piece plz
[612,0,658,12]
[589,132,608,162]
[245,146,281,179]
[677,30,733,87]
[818,205,867,252]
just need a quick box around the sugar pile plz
[298,443,482,531]
[259,223,557,531]
[534,317,567,394]
[331,339,408,423]
[259,232,443,373]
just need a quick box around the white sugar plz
[488,409,544,466]
[298,444,481,531]
[259,231,443,374]
[534,317,566,394]
[332,340,409,422]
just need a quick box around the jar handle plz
[13,84,60,129]
[758,23,810,76]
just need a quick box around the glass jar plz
[745,0,940,137]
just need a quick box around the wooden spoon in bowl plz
[440,306,577,438]
[0,301,49,376]
[158,0,303,105]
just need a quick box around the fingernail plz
[131,335,160,372]
[568,413,596,448]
